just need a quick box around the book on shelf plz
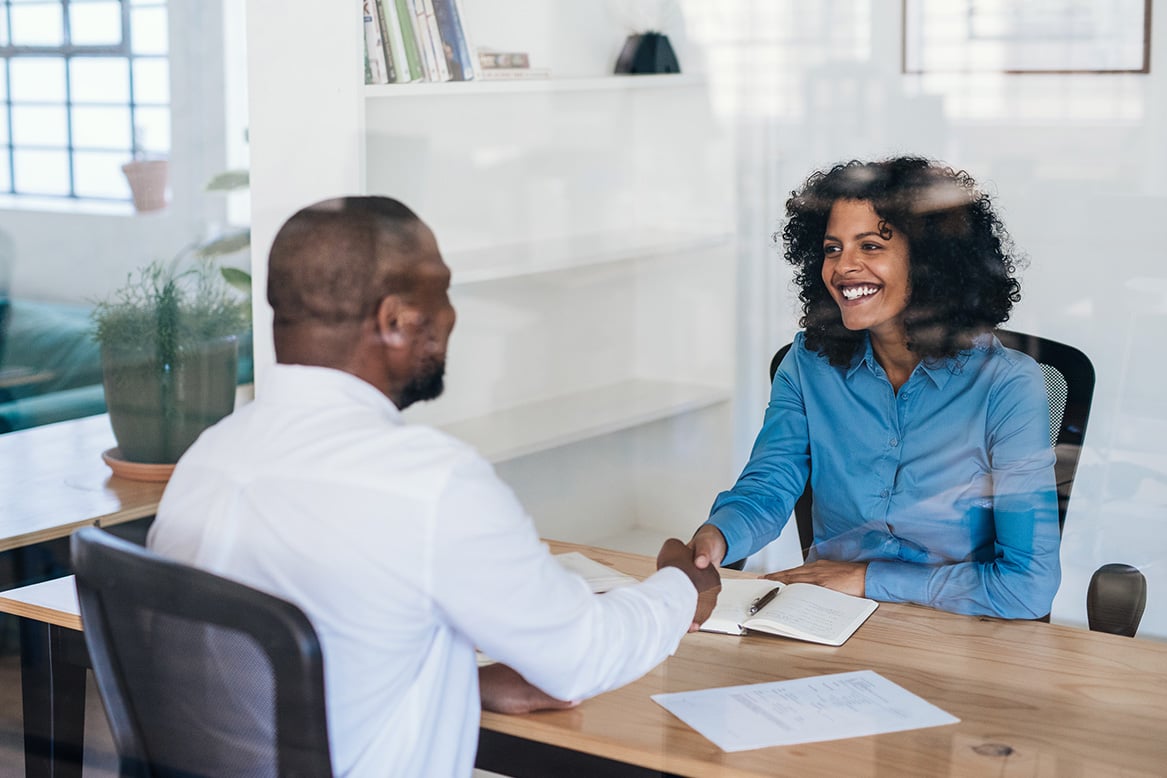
[363,0,392,84]
[420,0,452,81]
[478,67,551,81]
[700,578,878,646]
[393,0,425,81]
[377,0,415,83]
[478,50,531,69]
[431,0,478,80]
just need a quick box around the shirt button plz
[880,488,890,499]
[890,437,899,447]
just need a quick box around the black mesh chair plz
[71,526,333,777]
[1087,563,1147,637]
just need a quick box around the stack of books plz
[362,0,549,84]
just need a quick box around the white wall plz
[0,0,235,305]
[683,0,1167,638]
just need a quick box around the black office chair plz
[71,526,333,777]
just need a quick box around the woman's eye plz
[862,242,882,251]
[823,245,840,255]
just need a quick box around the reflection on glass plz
[13,148,69,195]
[70,58,131,105]
[69,1,123,47]
[9,3,63,48]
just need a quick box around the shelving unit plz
[246,0,735,550]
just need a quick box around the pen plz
[748,586,782,615]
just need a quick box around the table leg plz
[19,619,88,778]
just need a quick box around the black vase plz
[614,32,680,75]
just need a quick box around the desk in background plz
[0,414,164,778]
[3,542,1167,777]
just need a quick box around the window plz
[0,0,169,202]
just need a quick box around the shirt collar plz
[260,364,405,425]
[845,333,976,391]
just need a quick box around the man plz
[148,196,720,776]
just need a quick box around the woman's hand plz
[763,560,869,597]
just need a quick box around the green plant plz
[198,168,252,294]
[92,255,249,359]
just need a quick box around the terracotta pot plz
[121,159,170,213]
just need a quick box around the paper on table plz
[555,551,638,593]
[652,670,958,752]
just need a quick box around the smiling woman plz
[690,156,1061,621]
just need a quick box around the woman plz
[690,156,1060,619]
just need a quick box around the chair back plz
[766,329,1095,559]
[71,526,333,778]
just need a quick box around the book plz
[362,0,391,84]
[477,67,551,81]
[377,0,412,83]
[419,0,451,81]
[478,50,531,69]
[431,0,478,81]
[554,552,638,593]
[700,578,877,646]
[393,0,425,81]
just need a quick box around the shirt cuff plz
[863,559,932,605]
[704,512,751,567]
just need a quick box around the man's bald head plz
[268,196,427,332]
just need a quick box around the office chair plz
[71,526,333,778]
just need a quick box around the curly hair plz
[780,156,1022,367]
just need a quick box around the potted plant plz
[92,254,249,466]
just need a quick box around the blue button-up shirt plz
[707,331,1060,619]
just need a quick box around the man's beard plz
[396,355,445,410]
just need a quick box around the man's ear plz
[374,294,419,350]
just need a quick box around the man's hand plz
[687,524,728,570]
[763,560,868,597]
[657,537,722,631]
[479,663,577,715]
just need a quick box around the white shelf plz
[364,73,707,98]
[436,378,729,463]
[447,228,732,285]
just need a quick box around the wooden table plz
[3,543,1167,777]
[0,414,164,778]
[0,414,165,552]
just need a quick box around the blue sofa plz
[0,299,253,434]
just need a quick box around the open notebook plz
[700,578,877,646]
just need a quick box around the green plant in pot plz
[93,256,249,464]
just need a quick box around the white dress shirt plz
[148,364,696,777]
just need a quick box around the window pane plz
[73,150,130,198]
[0,9,9,46]
[131,57,168,104]
[0,61,7,101]
[131,106,169,155]
[129,6,167,55]
[10,3,64,47]
[69,1,123,47]
[0,106,8,144]
[71,105,131,150]
[10,58,66,102]
[70,58,130,104]
[13,148,70,196]
[11,105,68,146]
[0,155,11,193]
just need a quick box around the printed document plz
[652,670,958,752]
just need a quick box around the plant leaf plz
[220,267,252,294]
[205,169,250,191]
[196,228,251,258]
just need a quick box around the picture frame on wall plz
[902,0,1151,74]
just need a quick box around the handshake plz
[657,531,726,632]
